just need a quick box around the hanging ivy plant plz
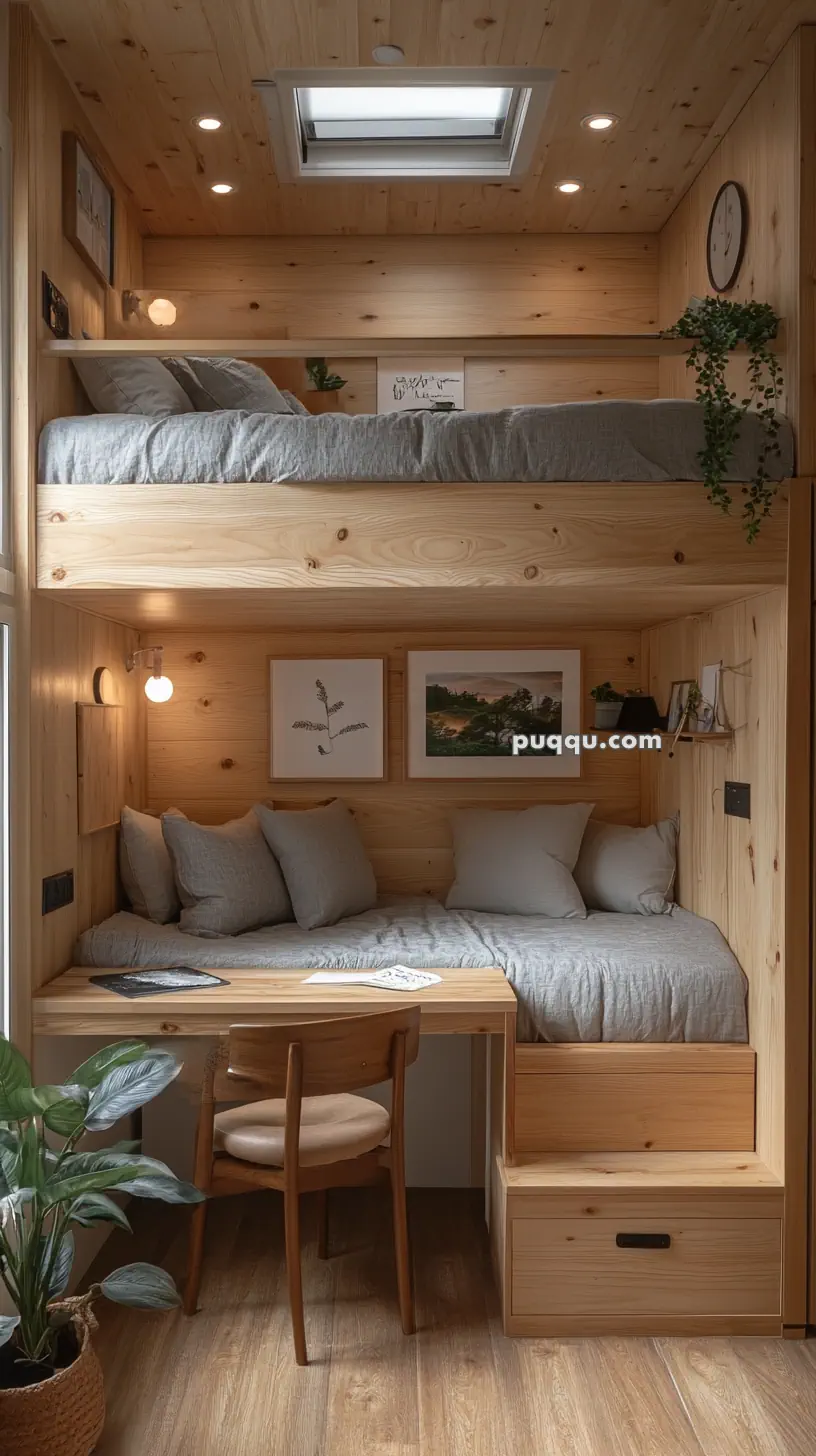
[668,297,783,542]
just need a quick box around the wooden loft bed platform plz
[36,480,793,629]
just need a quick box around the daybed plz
[76,893,748,1045]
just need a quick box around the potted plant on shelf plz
[304,357,348,414]
[590,682,625,729]
[0,1035,204,1456]
[666,296,783,542]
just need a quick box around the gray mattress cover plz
[39,400,793,485]
[76,895,748,1044]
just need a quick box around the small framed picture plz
[405,649,582,779]
[667,679,697,734]
[269,657,386,781]
[62,132,115,287]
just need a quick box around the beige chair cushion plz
[213,1093,391,1168]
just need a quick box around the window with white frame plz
[257,68,556,181]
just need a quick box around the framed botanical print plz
[269,656,386,781]
[62,133,115,287]
[406,649,582,778]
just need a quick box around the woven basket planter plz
[0,1307,106,1456]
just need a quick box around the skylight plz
[297,86,514,141]
[256,68,556,181]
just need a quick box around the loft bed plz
[35,336,793,608]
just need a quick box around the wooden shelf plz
[41,333,699,360]
[591,728,733,744]
[674,729,734,743]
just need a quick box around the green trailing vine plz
[669,297,783,542]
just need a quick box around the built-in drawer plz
[511,1215,781,1318]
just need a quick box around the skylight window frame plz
[256,67,556,182]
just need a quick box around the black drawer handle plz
[616,1232,671,1250]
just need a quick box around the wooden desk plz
[32,965,518,1039]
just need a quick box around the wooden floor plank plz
[323,1189,420,1455]
[655,1338,816,1456]
[84,1192,816,1456]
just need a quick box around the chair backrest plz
[214,1007,422,1101]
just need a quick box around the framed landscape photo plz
[62,132,115,287]
[269,656,386,781]
[405,649,582,779]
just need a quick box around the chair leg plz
[317,1188,329,1259]
[390,1162,414,1336]
[184,1200,208,1316]
[284,1183,308,1365]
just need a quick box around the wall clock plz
[706,180,747,293]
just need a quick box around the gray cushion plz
[446,803,593,918]
[282,390,310,415]
[161,809,292,938]
[119,806,181,924]
[163,356,293,414]
[574,816,679,915]
[74,356,194,416]
[255,799,377,930]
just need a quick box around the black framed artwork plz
[62,132,115,288]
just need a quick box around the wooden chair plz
[184,1007,421,1365]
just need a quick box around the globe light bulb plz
[147,297,177,327]
[144,675,174,704]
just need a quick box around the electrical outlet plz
[42,870,75,915]
[42,272,71,339]
[724,781,751,819]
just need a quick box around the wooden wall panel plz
[142,235,659,334]
[139,234,661,411]
[641,591,786,1183]
[657,34,800,438]
[146,627,644,898]
[29,20,144,427]
[31,598,147,987]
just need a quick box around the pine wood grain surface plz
[87,1191,816,1456]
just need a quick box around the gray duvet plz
[39,399,793,485]
[76,895,748,1044]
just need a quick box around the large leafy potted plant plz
[667,296,783,542]
[0,1035,204,1456]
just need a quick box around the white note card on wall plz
[376,356,465,413]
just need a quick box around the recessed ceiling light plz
[195,115,223,131]
[581,113,618,132]
[556,179,583,193]
[372,44,405,65]
[210,181,234,194]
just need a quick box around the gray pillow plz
[161,809,292,938]
[446,803,593,918]
[574,816,679,915]
[162,356,293,414]
[74,356,194,416]
[119,806,181,924]
[254,799,377,930]
[282,389,310,415]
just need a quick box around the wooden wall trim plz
[9,2,35,1050]
[785,478,813,1328]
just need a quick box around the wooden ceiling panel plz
[32,0,814,235]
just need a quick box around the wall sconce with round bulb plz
[121,291,178,327]
[126,647,174,704]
